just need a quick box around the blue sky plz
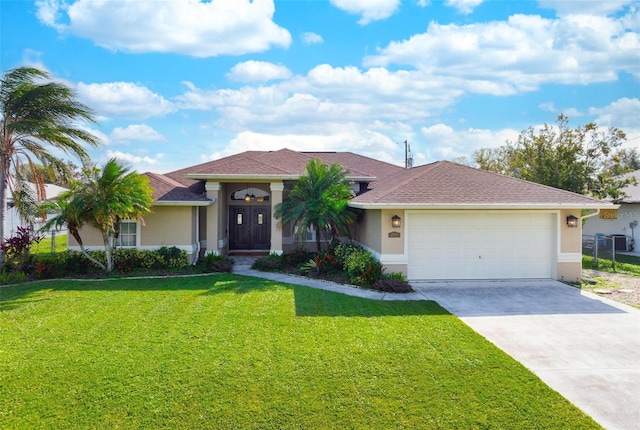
[2,0,639,173]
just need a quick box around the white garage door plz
[407,212,555,280]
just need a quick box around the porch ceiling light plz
[566,215,578,228]
[392,214,401,228]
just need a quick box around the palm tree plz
[0,67,99,250]
[274,159,355,252]
[43,159,154,272]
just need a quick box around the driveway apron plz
[412,280,640,430]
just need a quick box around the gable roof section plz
[180,148,403,181]
[144,172,211,206]
[350,161,614,209]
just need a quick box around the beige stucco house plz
[68,149,615,282]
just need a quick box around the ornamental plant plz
[0,226,43,273]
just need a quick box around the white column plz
[205,182,220,254]
[270,182,284,255]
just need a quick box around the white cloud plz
[201,129,402,166]
[227,61,292,83]
[76,82,174,120]
[302,32,324,45]
[419,124,520,162]
[177,66,463,137]
[364,12,640,91]
[35,0,64,29]
[416,0,430,7]
[36,0,291,57]
[110,124,166,143]
[537,0,634,17]
[445,0,484,15]
[329,0,401,25]
[105,150,159,167]
[589,97,640,132]
[538,102,556,112]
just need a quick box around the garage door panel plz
[408,212,555,280]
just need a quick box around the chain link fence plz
[582,234,633,270]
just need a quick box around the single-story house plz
[583,169,640,252]
[69,149,615,281]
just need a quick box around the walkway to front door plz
[229,205,270,250]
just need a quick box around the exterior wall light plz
[392,215,401,228]
[566,215,579,228]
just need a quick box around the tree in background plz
[274,159,355,252]
[43,159,154,272]
[0,67,100,249]
[473,114,636,202]
[16,160,84,187]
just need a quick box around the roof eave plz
[348,202,619,210]
[153,200,215,207]
[184,174,300,181]
[184,173,377,182]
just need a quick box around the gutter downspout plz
[581,209,601,222]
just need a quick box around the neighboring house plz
[583,169,640,251]
[69,149,614,282]
[5,183,68,238]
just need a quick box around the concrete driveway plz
[412,280,640,430]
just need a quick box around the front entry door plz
[229,206,270,250]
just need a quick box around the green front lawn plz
[31,233,67,255]
[583,253,640,277]
[1,275,600,429]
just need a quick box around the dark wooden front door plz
[229,206,270,250]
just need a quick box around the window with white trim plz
[118,221,137,247]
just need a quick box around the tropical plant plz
[274,159,355,252]
[42,158,153,272]
[0,67,99,261]
[0,225,42,273]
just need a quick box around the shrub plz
[370,279,414,293]
[252,254,283,272]
[156,246,188,268]
[333,242,359,262]
[283,247,315,268]
[342,247,383,287]
[0,270,28,285]
[1,226,43,273]
[114,249,143,273]
[34,254,67,279]
[383,272,407,282]
[202,252,234,273]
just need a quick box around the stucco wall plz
[380,209,405,255]
[558,209,582,281]
[356,209,382,253]
[67,206,197,256]
[141,206,192,247]
[68,225,103,247]
[557,262,582,282]
[560,209,582,253]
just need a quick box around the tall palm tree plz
[43,159,154,272]
[275,159,355,252]
[0,66,99,249]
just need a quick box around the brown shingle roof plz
[350,161,612,208]
[145,151,610,208]
[144,172,210,204]
[150,149,403,203]
[177,148,403,180]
